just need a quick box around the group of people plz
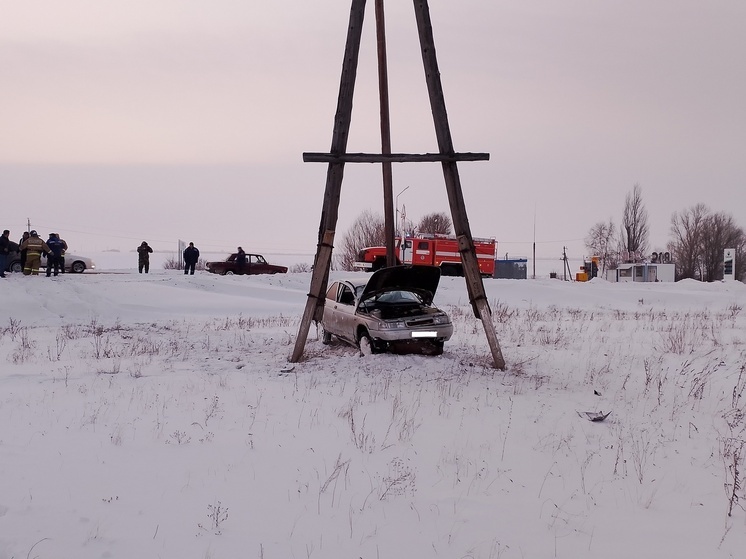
[136,241,200,275]
[0,229,68,277]
[2,233,204,277]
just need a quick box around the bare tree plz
[416,212,452,235]
[669,205,746,281]
[668,203,709,280]
[621,184,649,261]
[584,219,618,273]
[335,210,386,271]
[700,212,745,281]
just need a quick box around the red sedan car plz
[205,253,288,276]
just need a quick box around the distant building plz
[605,262,675,282]
[493,257,528,279]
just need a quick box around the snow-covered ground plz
[1,256,745,558]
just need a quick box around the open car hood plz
[360,265,441,305]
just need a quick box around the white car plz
[321,265,453,355]
[6,250,95,274]
[42,252,95,274]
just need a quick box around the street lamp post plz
[395,185,410,234]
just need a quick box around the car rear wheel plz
[223,270,234,275]
[70,261,86,273]
[10,261,22,273]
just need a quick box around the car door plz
[323,282,358,343]
[334,284,359,342]
[323,282,342,336]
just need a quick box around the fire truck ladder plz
[290,0,505,370]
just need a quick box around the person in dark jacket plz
[236,247,247,273]
[18,231,30,271]
[137,241,153,273]
[183,242,199,275]
[0,229,11,278]
[45,233,66,277]
[20,230,50,276]
[57,234,69,273]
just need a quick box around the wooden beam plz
[413,0,505,369]
[375,0,397,268]
[291,0,367,363]
[303,152,490,163]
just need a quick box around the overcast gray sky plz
[1,0,744,263]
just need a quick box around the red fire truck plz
[354,233,497,277]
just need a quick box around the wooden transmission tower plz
[290,0,505,370]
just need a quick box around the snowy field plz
[1,255,745,558]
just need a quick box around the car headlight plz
[432,314,450,325]
[380,321,406,330]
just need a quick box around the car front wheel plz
[358,330,380,356]
[223,270,234,275]
[320,325,332,345]
[428,341,444,356]
[10,261,22,273]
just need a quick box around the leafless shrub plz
[205,314,296,332]
[490,299,515,323]
[629,428,656,484]
[720,365,746,518]
[5,317,23,340]
[340,400,376,454]
[167,430,192,445]
[204,395,222,425]
[97,360,121,375]
[659,320,701,355]
[162,256,207,270]
[537,325,566,347]
[47,330,67,361]
[290,262,312,273]
[60,323,84,340]
[721,437,745,517]
[198,501,229,535]
[318,453,351,513]
[379,457,416,500]
[11,328,34,364]
[91,330,114,359]
[127,335,163,356]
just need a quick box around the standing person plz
[56,234,69,274]
[236,247,246,274]
[137,241,153,273]
[0,229,10,278]
[45,233,65,277]
[183,242,199,275]
[18,231,30,272]
[20,230,50,275]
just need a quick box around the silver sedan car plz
[40,252,96,274]
[321,265,453,355]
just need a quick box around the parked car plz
[5,249,95,274]
[43,253,95,274]
[205,253,288,276]
[321,265,453,355]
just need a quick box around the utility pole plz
[562,246,574,281]
[532,203,536,279]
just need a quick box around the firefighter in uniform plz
[20,230,51,275]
